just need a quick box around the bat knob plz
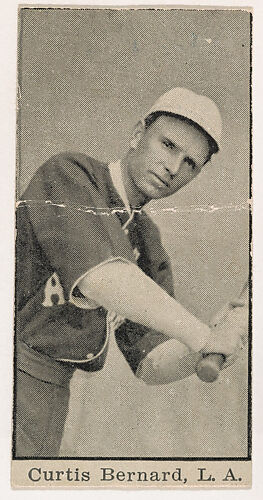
[196,354,225,383]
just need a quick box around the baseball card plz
[9,1,252,490]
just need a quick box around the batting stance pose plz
[15,88,248,457]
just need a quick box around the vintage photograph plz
[13,5,251,488]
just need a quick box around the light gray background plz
[18,8,250,456]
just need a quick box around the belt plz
[15,341,75,388]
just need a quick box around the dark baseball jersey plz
[16,152,174,374]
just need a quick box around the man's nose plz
[165,153,185,178]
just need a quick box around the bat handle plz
[196,353,225,383]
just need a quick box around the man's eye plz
[162,140,174,150]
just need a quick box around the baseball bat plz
[196,353,225,383]
[196,280,249,383]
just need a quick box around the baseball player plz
[15,87,247,457]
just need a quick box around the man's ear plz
[130,120,145,149]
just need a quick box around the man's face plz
[127,115,211,202]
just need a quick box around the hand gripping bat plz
[196,280,249,383]
[135,281,249,386]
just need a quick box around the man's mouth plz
[150,171,170,188]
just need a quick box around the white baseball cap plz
[144,87,222,150]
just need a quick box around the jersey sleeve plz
[137,210,175,297]
[115,211,176,374]
[20,153,136,306]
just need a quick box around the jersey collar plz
[108,159,132,216]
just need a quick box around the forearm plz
[209,281,249,329]
[201,283,249,358]
[78,260,211,351]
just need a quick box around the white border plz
[1,1,262,498]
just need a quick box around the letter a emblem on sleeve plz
[42,272,66,307]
